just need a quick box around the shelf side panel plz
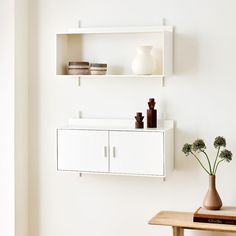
[164,128,174,178]
[67,34,83,64]
[163,31,173,76]
[56,34,82,75]
[56,34,68,75]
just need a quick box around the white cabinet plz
[109,131,164,175]
[57,119,174,178]
[56,25,173,86]
[57,129,108,172]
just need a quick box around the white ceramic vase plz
[132,46,155,75]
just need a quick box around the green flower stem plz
[212,146,220,175]
[214,159,224,174]
[200,149,213,175]
[190,151,211,175]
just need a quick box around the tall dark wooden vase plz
[147,98,157,128]
[203,175,222,210]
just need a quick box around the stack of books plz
[193,207,236,225]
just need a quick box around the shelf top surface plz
[58,119,173,132]
[57,25,173,35]
[149,211,236,232]
[59,126,169,132]
[57,74,164,78]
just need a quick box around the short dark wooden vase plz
[203,175,222,210]
[135,112,144,128]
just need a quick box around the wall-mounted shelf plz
[67,26,173,34]
[57,118,174,179]
[57,74,164,78]
[58,74,165,86]
[56,25,173,86]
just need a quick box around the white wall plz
[29,0,236,236]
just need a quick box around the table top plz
[149,211,236,233]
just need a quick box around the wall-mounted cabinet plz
[57,119,174,178]
[56,26,173,85]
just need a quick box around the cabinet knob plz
[104,146,108,158]
[112,146,116,158]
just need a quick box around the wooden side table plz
[149,211,236,236]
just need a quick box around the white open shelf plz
[57,74,164,78]
[56,25,173,86]
[58,74,165,86]
[66,26,173,34]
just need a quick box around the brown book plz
[193,206,236,225]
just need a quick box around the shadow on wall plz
[190,230,231,236]
[29,0,41,235]
[173,33,200,76]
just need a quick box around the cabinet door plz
[109,131,164,175]
[57,129,109,172]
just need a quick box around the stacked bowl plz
[90,63,107,75]
[68,62,90,75]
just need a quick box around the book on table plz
[193,206,236,225]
